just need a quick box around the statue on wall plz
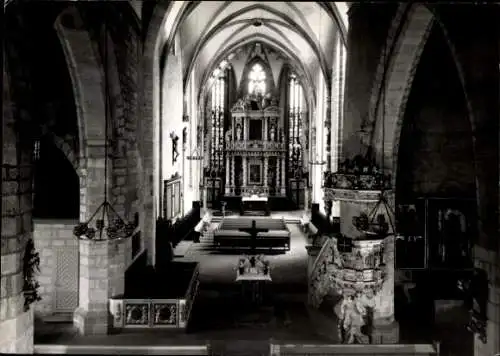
[225,129,232,142]
[182,128,187,152]
[170,132,179,163]
[269,124,276,141]
[236,124,242,141]
[338,291,375,344]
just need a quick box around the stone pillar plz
[304,187,310,211]
[231,156,235,186]
[264,156,268,186]
[280,155,286,194]
[277,156,281,190]
[74,238,128,335]
[243,156,247,187]
[342,3,394,159]
[225,155,230,194]
[244,117,249,141]
[202,185,208,214]
[0,68,34,354]
[264,117,268,141]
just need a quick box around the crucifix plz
[238,220,269,255]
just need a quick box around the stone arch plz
[377,5,475,190]
[42,131,80,172]
[54,6,106,162]
[367,4,435,184]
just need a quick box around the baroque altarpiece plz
[203,50,308,208]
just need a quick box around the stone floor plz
[34,214,472,355]
[35,221,337,355]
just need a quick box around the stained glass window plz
[33,140,41,161]
[209,67,225,171]
[288,73,303,175]
[248,63,266,95]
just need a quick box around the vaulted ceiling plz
[174,1,349,97]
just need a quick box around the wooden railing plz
[157,206,201,249]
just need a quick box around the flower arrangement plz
[237,255,270,275]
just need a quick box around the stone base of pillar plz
[371,319,400,344]
[0,307,34,354]
[73,307,110,335]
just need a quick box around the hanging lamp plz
[73,21,135,241]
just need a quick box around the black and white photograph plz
[3,1,498,356]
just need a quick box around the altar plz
[236,256,272,306]
[241,194,270,216]
[224,95,287,198]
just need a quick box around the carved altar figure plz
[339,293,368,344]
[225,129,232,142]
[270,124,276,141]
[236,124,242,141]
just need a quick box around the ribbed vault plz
[171,1,348,97]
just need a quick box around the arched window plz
[288,73,303,175]
[209,61,229,171]
[248,63,266,95]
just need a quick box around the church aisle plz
[176,223,308,288]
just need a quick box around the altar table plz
[241,195,270,216]
[236,270,272,305]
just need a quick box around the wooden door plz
[53,247,79,313]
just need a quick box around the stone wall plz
[32,220,78,317]
[396,25,475,200]
[1,62,34,353]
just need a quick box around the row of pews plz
[213,217,291,251]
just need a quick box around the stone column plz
[243,156,247,187]
[74,237,128,335]
[202,185,208,214]
[280,155,286,194]
[231,156,235,186]
[342,3,395,160]
[304,187,310,211]
[264,156,268,187]
[244,117,249,141]
[277,156,281,190]
[225,155,230,194]
[264,117,268,141]
[0,72,34,353]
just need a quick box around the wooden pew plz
[269,342,440,356]
[214,218,290,250]
[35,344,211,355]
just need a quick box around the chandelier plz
[73,22,135,241]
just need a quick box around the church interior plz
[2,1,500,355]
